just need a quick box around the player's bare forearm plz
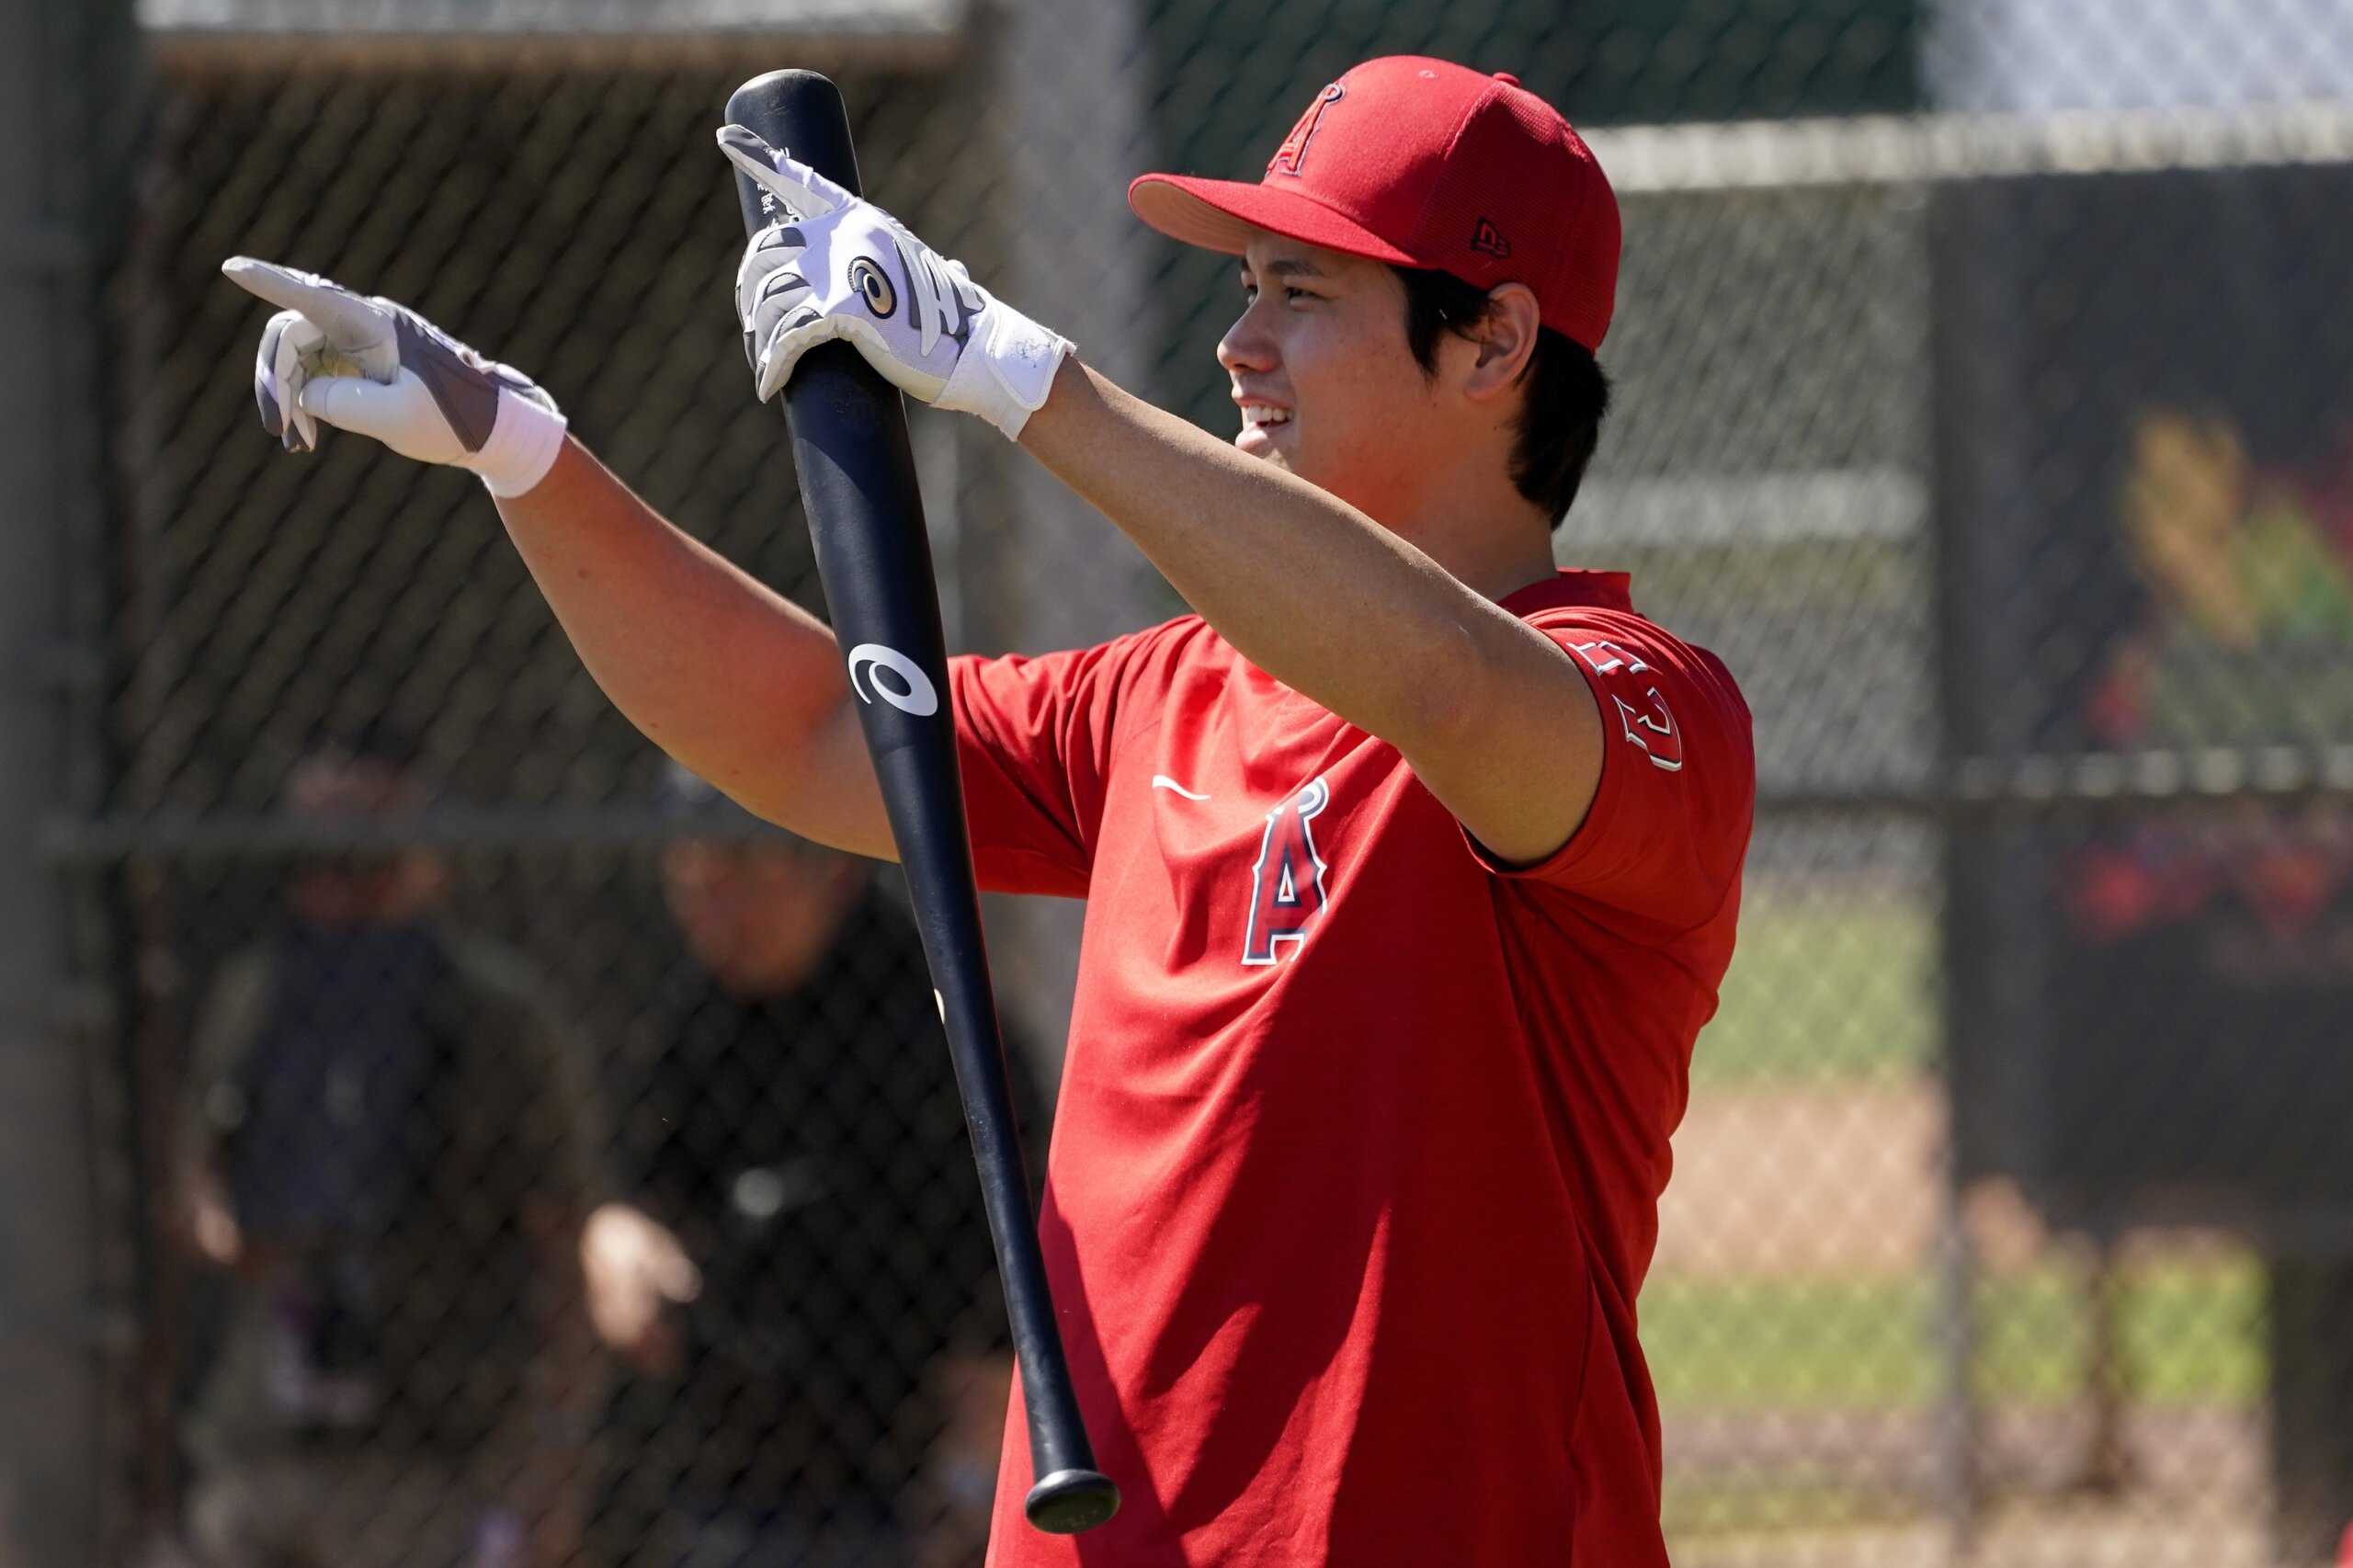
[1018,360,1603,862]
[494,438,894,858]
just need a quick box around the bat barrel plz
[722,68,1119,1538]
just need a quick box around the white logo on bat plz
[845,642,939,717]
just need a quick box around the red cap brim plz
[1128,174,1418,267]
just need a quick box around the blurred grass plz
[1669,886,2260,1415]
[1662,1473,1922,1543]
[1644,1251,2265,1413]
[1693,883,1934,1088]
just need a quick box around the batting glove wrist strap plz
[720,125,1073,440]
[222,256,568,498]
[935,295,1069,437]
[469,388,571,498]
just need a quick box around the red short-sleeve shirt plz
[955,570,1753,1567]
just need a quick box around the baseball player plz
[225,54,1751,1567]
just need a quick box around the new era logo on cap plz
[1127,56,1620,352]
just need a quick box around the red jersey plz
[951,570,1752,1566]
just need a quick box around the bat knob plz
[1024,1468,1120,1534]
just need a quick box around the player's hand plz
[718,126,1072,439]
[221,256,568,498]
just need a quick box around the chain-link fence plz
[16,0,2353,1563]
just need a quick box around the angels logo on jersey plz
[1569,639,1685,772]
[1243,776,1331,965]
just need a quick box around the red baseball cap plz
[1129,56,1620,352]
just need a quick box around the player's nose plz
[1216,308,1279,378]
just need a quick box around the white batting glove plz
[221,257,568,498]
[717,126,1072,440]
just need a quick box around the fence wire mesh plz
[43,2,2353,1565]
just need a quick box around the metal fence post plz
[1926,174,1984,1561]
[0,0,121,1556]
[974,0,1159,1075]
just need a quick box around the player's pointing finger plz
[222,256,394,359]
[222,256,343,316]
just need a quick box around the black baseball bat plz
[722,69,1119,1537]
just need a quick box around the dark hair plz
[1392,265,1610,528]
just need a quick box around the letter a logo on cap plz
[1268,83,1345,177]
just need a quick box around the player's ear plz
[1461,282,1541,403]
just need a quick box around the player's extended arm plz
[219,258,892,858]
[494,443,891,856]
[1019,365,1603,863]
[721,134,1601,865]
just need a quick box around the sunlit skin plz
[1222,231,1556,592]
[489,230,1607,868]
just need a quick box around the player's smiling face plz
[1220,233,1449,523]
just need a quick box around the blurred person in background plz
[581,765,1035,1568]
[176,734,602,1568]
